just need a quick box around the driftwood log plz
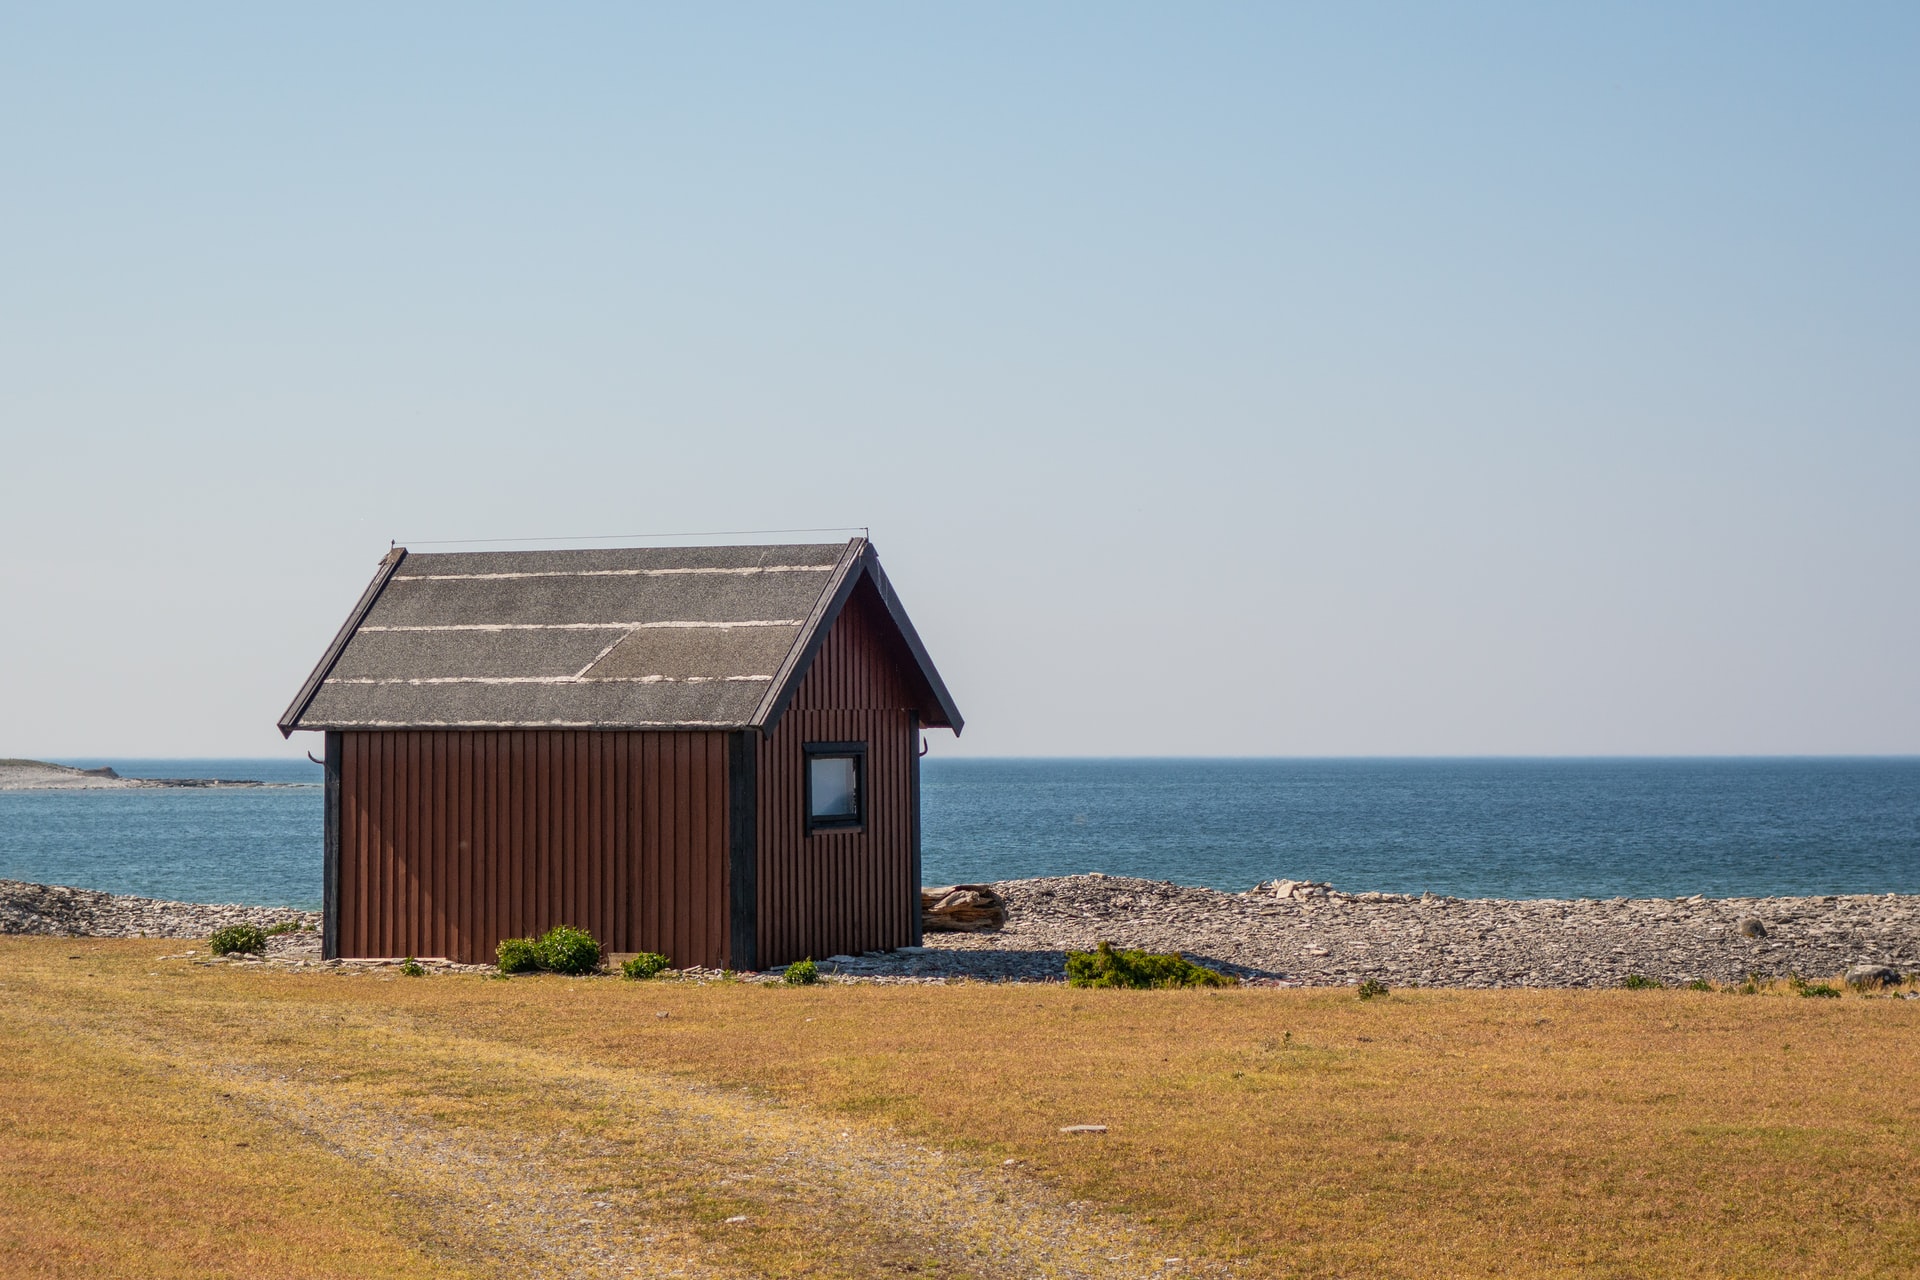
[921,885,1007,933]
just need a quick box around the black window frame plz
[803,741,867,834]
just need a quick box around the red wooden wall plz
[336,729,730,966]
[332,575,929,969]
[755,579,921,966]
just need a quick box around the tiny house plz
[279,538,962,968]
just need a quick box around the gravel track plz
[39,983,1206,1280]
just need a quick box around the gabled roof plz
[278,538,962,736]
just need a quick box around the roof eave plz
[286,720,761,732]
[862,549,964,735]
[748,539,964,738]
[747,538,867,735]
[277,548,408,737]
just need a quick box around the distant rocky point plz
[0,758,284,791]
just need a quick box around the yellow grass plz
[0,963,464,1278]
[2,937,1916,1278]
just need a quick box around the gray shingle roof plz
[279,539,961,734]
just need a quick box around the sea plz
[1,758,1915,911]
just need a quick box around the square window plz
[811,756,858,817]
[804,742,865,831]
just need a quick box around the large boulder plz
[1845,963,1904,990]
[1256,879,1334,901]
[922,885,1007,933]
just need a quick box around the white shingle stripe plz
[389,565,835,581]
[358,620,805,632]
[570,630,632,679]
[328,675,774,685]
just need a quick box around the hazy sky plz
[2,4,1915,758]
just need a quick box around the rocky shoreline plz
[833,874,1920,987]
[0,879,317,940]
[6,872,1915,988]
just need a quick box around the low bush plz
[209,924,267,956]
[784,957,819,986]
[264,920,303,937]
[1357,979,1390,1000]
[1687,978,1714,991]
[495,926,603,975]
[622,952,671,981]
[1621,974,1663,990]
[1064,941,1237,989]
[1792,977,1841,999]
[537,925,602,975]
[496,937,541,974]
[399,956,426,978]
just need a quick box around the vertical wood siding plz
[756,580,921,967]
[336,729,729,966]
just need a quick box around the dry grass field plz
[2,937,1915,1279]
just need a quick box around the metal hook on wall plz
[919,736,930,757]
[307,752,324,766]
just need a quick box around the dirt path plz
[15,963,1208,1279]
[219,1046,1184,1279]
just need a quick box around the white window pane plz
[810,756,858,818]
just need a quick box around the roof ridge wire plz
[395,526,870,547]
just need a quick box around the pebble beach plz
[6,873,1915,988]
[881,874,1920,987]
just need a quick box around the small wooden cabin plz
[279,538,962,968]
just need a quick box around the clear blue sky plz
[2,4,1915,757]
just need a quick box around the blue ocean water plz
[0,759,323,908]
[922,758,1920,899]
[1,758,1915,909]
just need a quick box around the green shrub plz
[1621,974,1663,990]
[536,924,602,976]
[264,920,302,937]
[1064,941,1237,989]
[1793,977,1841,999]
[1687,978,1714,991]
[399,956,426,978]
[784,957,819,986]
[621,952,671,981]
[496,936,540,974]
[209,924,267,956]
[494,926,603,975]
[1357,979,1390,1000]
